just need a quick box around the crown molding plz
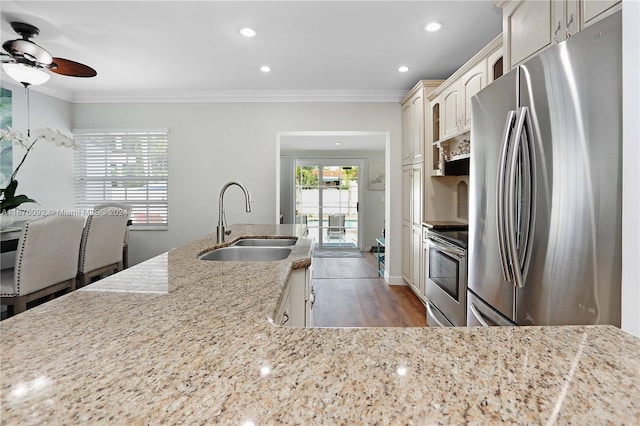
[70,89,408,104]
[1,78,407,103]
[1,80,407,104]
[67,90,405,104]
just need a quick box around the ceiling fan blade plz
[50,57,96,77]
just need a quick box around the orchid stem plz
[9,139,37,183]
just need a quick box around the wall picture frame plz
[0,88,12,188]
[368,162,384,191]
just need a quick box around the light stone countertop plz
[1,224,639,425]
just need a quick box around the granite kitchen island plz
[1,224,639,424]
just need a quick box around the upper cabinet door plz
[441,85,460,141]
[562,0,580,38]
[461,61,487,132]
[581,0,621,27]
[504,0,553,69]
[487,47,504,84]
[401,102,412,165]
[431,96,441,143]
[411,92,424,162]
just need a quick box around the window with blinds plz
[74,129,169,230]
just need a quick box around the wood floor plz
[312,252,427,327]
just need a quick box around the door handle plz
[470,302,497,327]
[497,110,517,283]
[507,106,536,289]
[566,13,574,38]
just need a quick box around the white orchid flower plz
[33,128,76,148]
[0,128,29,150]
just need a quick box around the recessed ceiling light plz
[240,28,256,37]
[398,66,409,73]
[425,22,442,32]
[335,142,341,146]
[260,66,271,73]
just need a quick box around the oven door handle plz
[427,238,465,259]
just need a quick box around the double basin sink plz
[199,238,297,262]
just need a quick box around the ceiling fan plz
[1,21,96,86]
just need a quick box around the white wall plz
[72,102,402,270]
[621,0,640,337]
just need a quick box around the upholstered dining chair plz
[77,206,130,287]
[94,202,132,268]
[0,214,86,316]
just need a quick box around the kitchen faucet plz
[217,181,252,243]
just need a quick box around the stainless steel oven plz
[424,229,468,327]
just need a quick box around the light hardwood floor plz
[312,252,427,327]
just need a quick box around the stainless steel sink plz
[232,238,297,247]
[199,246,292,261]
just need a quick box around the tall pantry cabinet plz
[401,80,442,300]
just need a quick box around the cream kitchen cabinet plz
[500,0,621,71]
[501,0,556,70]
[582,0,621,27]
[401,80,444,166]
[411,225,424,300]
[402,166,411,282]
[440,84,461,141]
[460,61,487,132]
[279,265,314,327]
[440,61,487,139]
[427,35,502,176]
[401,101,412,165]
[487,45,504,85]
[401,163,423,292]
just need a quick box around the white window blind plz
[74,129,169,230]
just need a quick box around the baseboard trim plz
[386,275,406,286]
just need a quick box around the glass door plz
[295,160,361,249]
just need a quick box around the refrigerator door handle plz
[469,302,496,326]
[507,106,536,289]
[496,111,517,283]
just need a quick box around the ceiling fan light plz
[2,63,50,85]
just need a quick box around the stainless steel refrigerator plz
[467,11,622,327]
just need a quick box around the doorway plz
[295,160,362,249]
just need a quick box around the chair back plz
[94,203,132,244]
[14,214,86,296]
[79,207,130,273]
[329,214,345,227]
